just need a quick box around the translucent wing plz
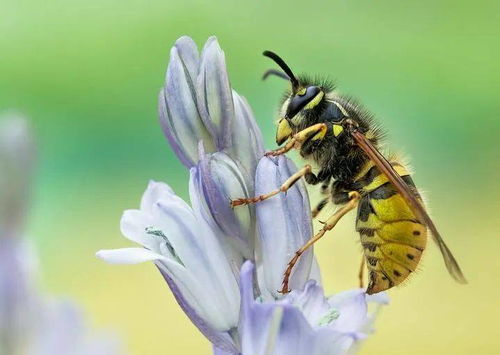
[351,130,467,284]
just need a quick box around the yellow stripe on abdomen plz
[355,159,428,294]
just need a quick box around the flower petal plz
[149,202,241,330]
[240,262,367,355]
[0,238,39,342]
[173,36,200,79]
[284,280,331,326]
[228,91,265,185]
[254,156,313,298]
[212,345,237,355]
[239,261,314,355]
[139,180,175,212]
[366,291,390,305]
[363,291,389,335]
[196,36,234,150]
[328,289,369,336]
[310,328,355,355]
[159,38,215,167]
[157,267,239,354]
[309,257,322,285]
[114,180,242,331]
[95,248,165,264]
[0,113,35,238]
[191,151,254,260]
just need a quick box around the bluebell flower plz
[0,113,122,355]
[254,156,314,300]
[97,180,241,352]
[234,261,388,355]
[191,149,254,261]
[158,36,264,175]
[158,35,264,262]
[98,36,388,354]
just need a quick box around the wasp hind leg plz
[358,256,366,288]
[281,191,361,294]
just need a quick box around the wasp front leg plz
[266,123,329,157]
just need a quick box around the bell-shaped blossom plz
[159,35,264,263]
[97,180,241,353]
[0,114,122,355]
[158,36,213,167]
[159,36,264,171]
[236,261,388,355]
[255,156,313,299]
[190,149,254,261]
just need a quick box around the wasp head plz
[262,51,328,145]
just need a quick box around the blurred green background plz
[1,0,499,354]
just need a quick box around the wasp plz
[231,51,467,294]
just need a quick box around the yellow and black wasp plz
[232,51,467,294]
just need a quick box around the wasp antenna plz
[263,50,299,90]
[262,69,290,81]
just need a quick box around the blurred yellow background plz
[1,0,499,354]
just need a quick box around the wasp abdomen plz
[354,159,428,294]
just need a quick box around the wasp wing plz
[351,130,467,284]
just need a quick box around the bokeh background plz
[1,0,499,354]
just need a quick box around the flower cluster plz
[97,36,387,354]
[0,114,121,355]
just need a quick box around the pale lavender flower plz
[158,36,264,176]
[98,36,388,354]
[158,36,264,262]
[254,156,313,300]
[96,158,315,352]
[191,149,254,262]
[31,298,120,355]
[0,114,34,239]
[97,180,241,352]
[0,115,36,353]
[234,261,388,355]
[0,114,122,355]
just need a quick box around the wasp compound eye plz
[285,86,322,119]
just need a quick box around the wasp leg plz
[231,165,316,207]
[358,255,366,288]
[311,197,329,219]
[281,191,361,294]
[265,123,328,157]
[320,178,331,195]
[331,180,353,204]
[311,177,332,218]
